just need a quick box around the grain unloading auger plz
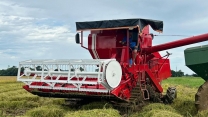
[17,18,208,108]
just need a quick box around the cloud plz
[1,0,208,75]
[0,0,84,69]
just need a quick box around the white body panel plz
[17,59,122,93]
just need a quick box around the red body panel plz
[84,26,172,99]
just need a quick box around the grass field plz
[0,76,208,117]
[162,77,205,88]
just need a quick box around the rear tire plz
[195,81,208,111]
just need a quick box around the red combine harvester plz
[17,18,208,109]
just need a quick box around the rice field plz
[0,76,208,117]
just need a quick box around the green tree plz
[36,66,42,71]
[171,70,176,77]
[192,73,198,77]
[0,66,18,76]
[79,67,84,71]
[171,69,184,77]
[177,70,184,77]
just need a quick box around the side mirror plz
[150,33,154,40]
[75,33,80,44]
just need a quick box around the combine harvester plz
[17,18,208,110]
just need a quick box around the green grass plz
[162,77,205,88]
[65,109,120,117]
[26,105,66,117]
[0,76,207,117]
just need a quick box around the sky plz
[0,0,208,74]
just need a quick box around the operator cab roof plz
[76,18,163,33]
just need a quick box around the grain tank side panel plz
[184,45,208,81]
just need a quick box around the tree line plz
[0,66,19,76]
[0,66,199,77]
[171,70,198,77]
[0,66,84,76]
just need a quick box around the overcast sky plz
[0,0,208,74]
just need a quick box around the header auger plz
[17,18,208,111]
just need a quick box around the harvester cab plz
[17,18,208,109]
[75,25,145,65]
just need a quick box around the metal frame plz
[80,31,88,49]
[17,59,115,93]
